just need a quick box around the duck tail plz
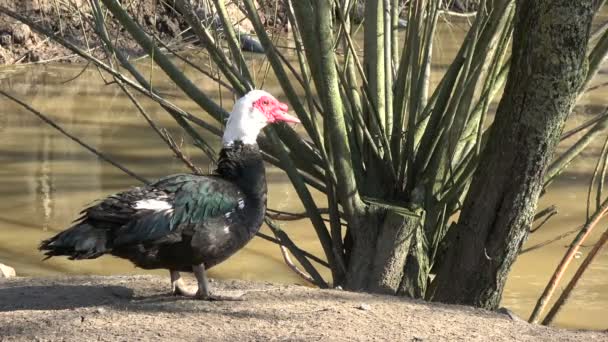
[39,223,110,260]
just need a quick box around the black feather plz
[39,141,267,272]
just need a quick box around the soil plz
[0,0,261,65]
[0,275,606,341]
[0,0,476,65]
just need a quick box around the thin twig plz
[278,240,317,284]
[560,106,608,141]
[520,226,580,254]
[0,90,149,184]
[150,31,235,93]
[267,207,330,218]
[546,108,608,185]
[533,205,557,222]
[438,9,477,18]
[0,5,224,138]
[528,201,608,323]
[530,205,558,233]
[541,224,608,325]
[115,78,204,175]
[10,37,51,64]
[61,61,92,84]
[255,231,330,268]
[264,217,329,288]
[266,206,348,226]
[587,134,608,219]
[584,81,608,93]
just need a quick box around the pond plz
[0,18,607,330]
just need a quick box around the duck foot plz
[192,264,246,301]
[170,270,197,297]
[169,266,247,300]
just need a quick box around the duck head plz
[222,90,300,146]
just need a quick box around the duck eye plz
[263,99,269,105]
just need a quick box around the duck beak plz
[273,102,300,123]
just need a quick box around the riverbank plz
[0,275,605,341]
[0,0,265,64]
[0,0,473,65]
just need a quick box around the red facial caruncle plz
[252,95,300,123]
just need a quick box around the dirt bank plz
[0,0,189,64]
[0,0,477,65]
[0,0,261,64]
[0,275,605,341]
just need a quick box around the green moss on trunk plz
[430,0,595,308]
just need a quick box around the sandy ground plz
[0,275,606,341]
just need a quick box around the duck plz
[39,90,300,300]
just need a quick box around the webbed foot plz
[191,264,245,301]
[170,270,197,297]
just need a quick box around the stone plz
[0,263,16,278]
[0,45,10,64]
[357,303,371,311]
[12,23,31,44]
[0,33,12,47]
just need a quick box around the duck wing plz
[40,174,244,259]
[112,174,244,246]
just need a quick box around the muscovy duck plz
[39,90,300,300]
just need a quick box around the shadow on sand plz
[0,284,134,311]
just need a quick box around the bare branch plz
[0,90,149,184]
[529,200,608,323]
[264,217,329,288]
[530,205,558,233]
[542,222,608,325]
[115,79,205,175]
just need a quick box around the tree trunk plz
[344,207,423,294]
[430,0,594,308]
[368,211,420,294]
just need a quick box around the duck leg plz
[170,270,197,297]
[192,264,243,301]
[192,264,211,299]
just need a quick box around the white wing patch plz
[224,198,245,219]
[134,199,173,212]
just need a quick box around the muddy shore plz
[0,275,605,341]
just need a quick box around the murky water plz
[1,20,607,330]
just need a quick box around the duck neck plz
[215,141,267,203]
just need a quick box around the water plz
[1,25,607,330]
